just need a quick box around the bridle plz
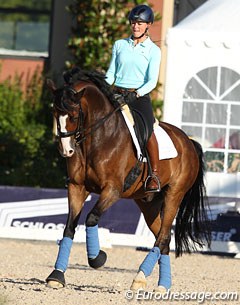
[55,85,122,145]
[55,87,84,140]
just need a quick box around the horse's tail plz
[175,139,211,257]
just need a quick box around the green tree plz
[0,71,66,187]
[66,0,148,71]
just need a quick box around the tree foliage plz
[66,0,147,71]
[0,71,66,187]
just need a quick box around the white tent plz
[163,0,240,197]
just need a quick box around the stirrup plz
[144,173,161,193]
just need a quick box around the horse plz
[45,68,210,292]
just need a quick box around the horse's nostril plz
[69,149,74,155]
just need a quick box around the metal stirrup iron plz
[144,173,161,193]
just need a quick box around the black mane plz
[63,67,116,106]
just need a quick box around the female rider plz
[106,4,161,192]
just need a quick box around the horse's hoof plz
[46,269,65,288]
[154,285,168,294]
[47,280,64,289]
[130,271,147,291]
[130,279,147,291]
[88,250,107,269]
[130,278,147,291]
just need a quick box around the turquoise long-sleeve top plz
[106,36,161,96]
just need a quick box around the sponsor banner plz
[0,186,149,248]
[0,186,240,254]
[0,186,140,234]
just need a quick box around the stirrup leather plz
[144,173,161,193]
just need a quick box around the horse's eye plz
[69,116,77,123]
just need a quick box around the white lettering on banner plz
[211,229,237,241]
[12,221,65,230]
[12,221,86,231]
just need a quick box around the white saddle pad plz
[121,107,178,161]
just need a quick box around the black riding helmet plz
[128,5,154,24]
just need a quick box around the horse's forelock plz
[54,86,78,114]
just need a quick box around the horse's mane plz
[63,67,117,106]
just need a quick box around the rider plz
[106,4,161,192]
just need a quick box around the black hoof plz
[88,250,107,269]
[46,269,66,287]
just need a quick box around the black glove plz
[113,93,125,106]
[126,91,137,105]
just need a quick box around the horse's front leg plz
[46,183,88,288]
[85,187,120,269]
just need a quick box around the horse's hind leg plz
[153,189,186,292]
[46,184,88,288]
[130,197,163,291]
[131,190,184,292]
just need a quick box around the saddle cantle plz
[121,105,178,161]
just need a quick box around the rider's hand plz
[126,91,137,104]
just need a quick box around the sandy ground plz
[0,238,239,305]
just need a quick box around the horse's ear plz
[46,79,57,92]
[75,88,85,101]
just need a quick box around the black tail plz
[175,139,211,257]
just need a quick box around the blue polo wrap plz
[139,246,161,277]
[86,224,100,259]
[55,237,73,272]
[158,254,172,289]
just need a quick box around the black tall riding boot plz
[145,132,161,193]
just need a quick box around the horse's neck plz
[81,86,138,178]
[85,86,114,117]
[83,85,128,142]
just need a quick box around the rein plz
[75,104,122,145]
[56,85,123,145]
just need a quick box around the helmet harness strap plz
[131,27,148,40]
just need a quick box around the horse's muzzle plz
[59,138,75,158]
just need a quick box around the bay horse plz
[46,68,210,292]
